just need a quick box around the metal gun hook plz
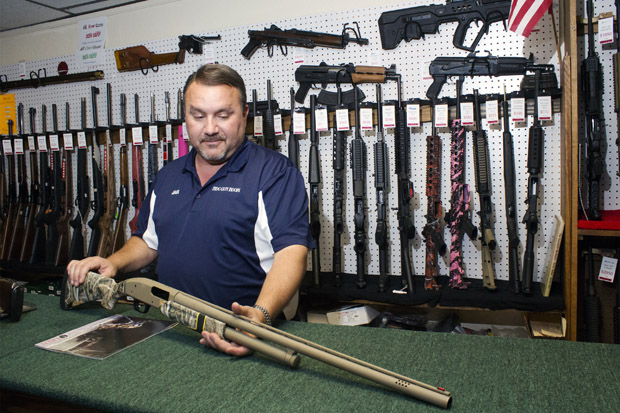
[342,21,363,40]
[139,58,159,75]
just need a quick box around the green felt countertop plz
[1,293,619,412]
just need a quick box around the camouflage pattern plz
[160,301,225,338]
[448,120,470,289]
[63,271,124,310]
[422,134,442,290]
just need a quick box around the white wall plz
[0,0,394,66]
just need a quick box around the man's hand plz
[66,257,118,287]
[199,302,264,357]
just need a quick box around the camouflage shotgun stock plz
[60,271,452,408]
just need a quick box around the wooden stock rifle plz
[0,120,17,260]
[20,108,40,262]
[96,84,116,258]
[8,105,29,261]
[60,271,452,409]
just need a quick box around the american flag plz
[507,0,553,37]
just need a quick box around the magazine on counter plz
[36,315,177,360]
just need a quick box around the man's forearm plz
[109,235,158,274]
[255,244,308,319]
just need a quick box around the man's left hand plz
[198,302,261,356]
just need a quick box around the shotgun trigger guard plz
[133,300,150,314]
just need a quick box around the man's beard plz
[195,136,228,164]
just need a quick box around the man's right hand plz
[66,257,118,287]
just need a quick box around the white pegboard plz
[0,0,565,286]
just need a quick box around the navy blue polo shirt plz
[133,139,313,309]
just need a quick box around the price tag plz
[165,124,173,142]
[486,100,499,124]
[599,17,614,44]
[293,111,306,134]
[382,105,396,128]
[360,107,373,130]
[119,128,127,146]
[538,95,552,121]
[274,113,283,135]
[203,43,216,64]
[407,103,420,127]
[434,104,448,128]
[460,102,474,126]
[49,134,60,151]
[182,123,189,141]
[132,126,144,145]
[14,138,24,155]
[37,135,48,152]
[77,131,87,149]
[63,133,74,150]
[254,115,263,136]
[28,136,35,151]
[149,125,158,144]
[315,108,328,132]
[510,97,526,122]
[598,256,617,282]
[2,139,13,155]
[336,108,350,131]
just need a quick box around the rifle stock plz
[60,271,452,409]
[114,46,185,73]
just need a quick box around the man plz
[67,64,313,356]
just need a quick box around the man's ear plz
[243,104,249,118]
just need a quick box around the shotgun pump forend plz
[60,271,452,408]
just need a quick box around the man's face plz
[184,82,248,166]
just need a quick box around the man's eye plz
[218,113,229,120]
[192,113,204,119]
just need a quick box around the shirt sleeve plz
[261,166,315,253]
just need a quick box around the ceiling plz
[0,0,147,33]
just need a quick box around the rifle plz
[68,98,91,261]
[241,23,368,59]
[427,53,554,100]
[86,87,104,257]
[96,84,116,258]
[60,271,452,409]
[42,104,62,265]
[472,90,496,290]
[332,86,346,287]
[308,95,322,286]
[0,120,17,260]
[263,80,277,151]
[502,87,521,293]
[147,93,159,192]
[288,88,300,168]
[521,71,545,294]
[295,63,396,104]
[446,85,476,289]
[54,102,72,267]
[163,91,172,166]
[351,89,367,288]
[582,0,604,221]
[378,0,511,52]
[112,94,130,253]
[615,0,620,180]
[584,246,600,342]
[8,105,29,261]
[394,78,416,293]
[129,94,146,234]
[29,104,51,264]
[19,108,40,262]
[374,85,390,292]
[422,103,446,291]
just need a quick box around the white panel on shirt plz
[142,192,159,250]
[254,191,274,273]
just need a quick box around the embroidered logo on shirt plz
[171,189,180,195]
[212,186,241,193]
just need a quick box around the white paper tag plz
[599,17,615,44]
[132,126,143,145]
[14,138,24,155]
[315,108,328,132]
[28,136,35,151]
[406,103,420,127]
[360,107,373,130]
[382,105,396,128]
[486,100,499,124]
[63,133,74,150]
[460,102,474,126]
[336,108,350,131]
[274,113,283,135]
[203,43,216,64]
[77,131,87,149]
[293,111,306,134]
[2,139,13,155]
[165,124,173,142]
[182,123,189,141]
[119,128,127,146]
[149,125,158,144]
[37,135,48,152]
[434,104,448,128]
[511,97,526,122]
[49,134,60,151]
[538,95,552,121]
[598,256,617,282]
[254,115,263,136]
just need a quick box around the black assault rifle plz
[351,90,367,288]
[374,86,390,292]
[308,95,321,285]
[332,86,347,287]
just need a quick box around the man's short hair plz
[183,64,247,109]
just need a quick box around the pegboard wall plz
[0,0,566,286]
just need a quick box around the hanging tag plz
[598,256,617,283]
[37,135,48,152]
[538,95,552,121]
[2,139,13,155]
[132,126,144,145]
[28,136,36,151]
[182,123,189,141]
[407,103,420,127]
[203,43,216,64]
[63,133,74,150]
[382,105,396,128]
[274,113,283,135]
[149,125,158,144]
[254,115,263,136]
[119,128,127,146]
[165,124,173,142]
[360,107,373,130]
[77,131,87,149]
[486,99,499,124]
[460,102,474,126]
[293,111,306,134]
[336,108,350,131]
[49,134,60,151]
[434,104,448,128]
[14,138,24,155]
[599,17,614,44]
[510,97,526,122]
[315,107,328,132]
